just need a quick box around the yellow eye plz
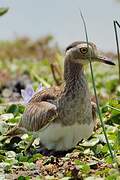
[80,47,88,54]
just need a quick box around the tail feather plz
[1,127,26,143]
[6,126,26,136]
[0,126,28,143]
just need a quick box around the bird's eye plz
[80,47,88,54]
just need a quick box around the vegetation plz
[0,36,120,179]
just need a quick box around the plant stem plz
[80,11,115,161]
[31,71,50,87]
[113,20,120,83]
[116,21,120,28]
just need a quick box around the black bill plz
[97,56,115,65]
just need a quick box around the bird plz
[6,41,115,151]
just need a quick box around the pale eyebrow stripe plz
[65,41,81,52]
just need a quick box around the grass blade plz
[0,8,9,16]
[116,21,120,29]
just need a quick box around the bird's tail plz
[7,126,26,136]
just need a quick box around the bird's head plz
[65,41,115,65]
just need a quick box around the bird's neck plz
[64,57,87,92]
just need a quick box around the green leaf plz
[102,144,109,154]
[23,162,35,170]
[106,175,118,180]
[6,104,19,116]
[0,113,14,121]
[6,151,16,158]
[18,105,25,114]
[74,159,81,165]
[108,114,120,125]
[0,8,9,16]
[80,163,90,174]
[17,154,28,162]
[0,154,5,162]
[105,156,113,164]
[28,153,43,163]
[0,121,8,134]
[102,105,109,113]
[80,138,99,147]
[4,164,12,173]
[18,176,30,180]
[18,176,25,180]
[116,130,120,145]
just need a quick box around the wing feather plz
[6,86,60,136]
[19,101,58,132]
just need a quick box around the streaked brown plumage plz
[6,41,115,151]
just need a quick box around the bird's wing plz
[29,85,63,103]
[18,85,62,132]
[19,101,58,132]
[6,85,62,136]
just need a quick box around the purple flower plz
[37,84,43,92]
[21,84,43,104]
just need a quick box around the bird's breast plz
[57,86,93,126]
[38,121,94,151]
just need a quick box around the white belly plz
[38,122,94,151]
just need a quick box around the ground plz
[0,37,120,180]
